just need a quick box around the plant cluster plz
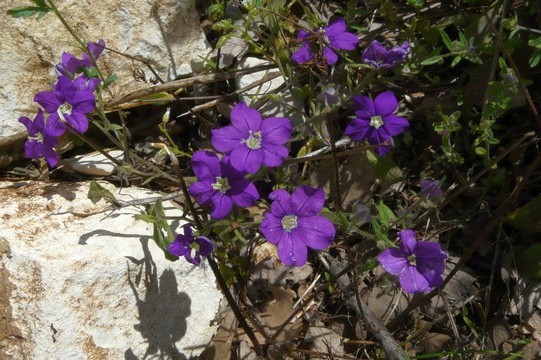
[8,0,541,358]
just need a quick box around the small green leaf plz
[87,181,117,204]
[103,73,118,88]
[376,201,397,228]
[506,196,541,232]
[421,55,444,65]
[517,243,541,278]
[439,29,453,51]
[7,6,50,19]
[474,147,487,156]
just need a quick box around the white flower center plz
[370,115,384,129]
[243,130,263,150]
[211,176,231,194]
[281,215,298,232]
[59,102,73,115]
[407,253,417,266]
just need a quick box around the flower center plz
[243,130,263,150]
[211,176,231,194]
[281,215,298,232]
[370,115,384,129]
[59,102,73,115]
[407,253,417,266]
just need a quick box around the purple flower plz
[344,91,409,155]
[188,150,260,219]
[377,230,447,293]
[361,40,410,69]
[34,75,97,134]
[317,86,340,107]
[56,39,105,77]
[211,102,292,174]
[419,179,443,199]
[18,110,61,167]
[292,18,359,66]
[260,186,336,267]
[168,224,213,265]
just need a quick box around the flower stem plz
[167,150,264,356]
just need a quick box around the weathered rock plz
[0,181,221,359]
[0,0,211,147]
[235,57,303,126]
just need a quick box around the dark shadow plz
[78,228,151,245]
[125,238,191,360]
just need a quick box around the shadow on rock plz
[126,238,191,360]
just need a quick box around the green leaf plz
[366,151,403,183]
[7,6,50,19]
[517,243,541,278]
[87,181,117,204]
[474,147,487,156]
[439,29,453,51]
[376,201,397,228]
[506,196,541,232]
[103,73,118,89]
[421,55,444,65]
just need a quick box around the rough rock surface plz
[0,0,211,146]
[235,57,303,126]
[0,181,221,359]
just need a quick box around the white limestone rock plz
[0,181,221,359]
[0,0,211,146]
[235,57,304,126]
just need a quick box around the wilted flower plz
[188,150,260,219]
[292,18,359,66]
[344,91,409,155]
[18,109,61,167]
[377,229,447,293]
[211,102,292,174]
[260,186,336,267]
[56,39,105,77]
[317,86,340,107]
[168,224,213,265]
[419,179,443,199]
[361,40,410,69]
[34,75,97,134]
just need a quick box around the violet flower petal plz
[191,150,222,182]
[261,117,292,145]
[277,233,308,266]
[211,126,243,153]
[296,215,336,250]
[328,31,359,50]
[323,46,339,65]
[398,229,417,254]
[374,91,398,116]
[399,266,431,293]
[230,102,262,132]
[292,43,314,64]
[291,186,325,216]
[377,248,409,275]
[382,114,409,136]
[210,193,233,219]
[324,18,347,38]
[261,144,289,168]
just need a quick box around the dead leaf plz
[486,315,512,350]
[260,286,303,344]
[304,325,344,356]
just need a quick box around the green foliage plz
[7,0,50,19]
[87,181,117,204]
[506,196,541,232]
[516,243,541,279]
[135,199,177,261]
[528,35,541,68]
[433,108,464,164]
